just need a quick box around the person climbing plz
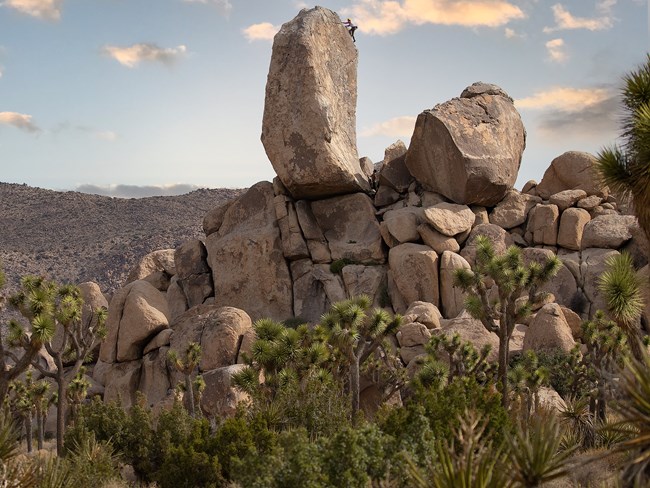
[343,18,358,42]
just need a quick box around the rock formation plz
[85,7,648,420]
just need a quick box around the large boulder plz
[205,182,293,321]
[261,7,369,199]
[581,214,637,249]
[201,365,250,418]
[523,303,575,353]
[422,203,475,237]
[405,82,525,206]
[126,249,175,284]
[170,305,255,372]
[439,251,470,319]
[291,260,347,323]
[437,311,499,362]
[99,280,170,364]
[557,208,591,251]
[378,140,412,192]
[311,193,384,263]
[489,190,541,229]
[536,151,607,199]
[388,244,440,309]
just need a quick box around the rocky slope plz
[0,182,243,296]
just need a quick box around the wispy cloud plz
[181,0,232,16]
[360,115,416,137]
[545,38,568,63]
[504,27,524,39]
[242,22,280,42]
[95,130,117,141]
[342,0,525,36]
[543,2,615,33]
[103,43,187,68]
[76,183,200,198]
[0,111,40,132]
[516,85,619,138]
[2,0,62,20]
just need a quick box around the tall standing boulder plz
[261,7,369,199]
[536,151,608,199]
[405,82,526,206]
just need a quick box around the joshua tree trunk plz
[55,367,66,456]
[498,330,509,409]
[36,408,44,451]
[24,414,33,453]
[350,356,361,421]
[185,373,195,417]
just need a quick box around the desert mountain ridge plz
[0,181,244,296]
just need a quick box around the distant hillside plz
[0,182,244,297]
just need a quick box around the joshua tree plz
[31,379,51,451]
[598,252,646,361]
[597,54,650,249]
[454,237,561,408]
[9,278,107,455]
[168,342,202,416]
[66,367,91,423]
[319,295,402,419]
[8,375,35,453]
[0,275,56,403]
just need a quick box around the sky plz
[0,0,647,198]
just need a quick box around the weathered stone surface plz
[560,306,583,340]
[471,206,489,227]
[460,224,511,265]
[489,190,541,229]
[421,192,447,207]
[203,200,234,237]
[521,248,578,309]
[577,195,602,211]
[383,207,422,243]
[523,303,576,353]
[170,305,254,372]
[126,249,176,284]
[140,347,172,407]
[374,185,401,207]
[536,151,607,199]
[275,197,310,260]
[405,82,525,206]
[417,224,460,253]
[439,251,470,319]
[143,328,173,355]
[295,200,331,263]
[166,276,188,321]
[378,140,412,192]
[537,387,566,412]
[341,264,388,310]
[423,203,475,237]
[92,359,110,386]
[292,261,347,323]
[201,365,250,418]
[100,280,170,363]
[206,182,293,321]
[522,180,537,194]
[437,311,499,362]
[549,189,588,212]
[557,208,591,251]
[379,221,400,249]
[261,7,369,199]
[389,244,439,309]
[509,324,528,357]
[582,248,620,317]
[175,240,209,279]
[397,322,432,347]
[400,345,427,365]
[403,301,442,329]
[359,156,374,178]
[179,273,213,309]
[581,214,637,249]
[311,193,384,263]
[103,360,142,409]
[528,204,559,246]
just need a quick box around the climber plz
[343,18,358,42]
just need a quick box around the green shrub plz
[329,258,354,274]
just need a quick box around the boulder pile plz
[83,7,648,418]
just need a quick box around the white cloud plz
[545,38,567,63]
[2,0,62,20]
[96,131,117,141]
[242,22,279,42]
[543,2,614,33]
[342,0,525,36]
[103,43,187,68]
[515,86,611,111]
[182,0,232,16]
[0,111,40,132]
[360,115,416,137]
[0,68,3,78]
[504,27,524,38]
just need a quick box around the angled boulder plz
[261,7,369,199]
[405,82,525,206]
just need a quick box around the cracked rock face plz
[405,82,526,206]
[261,6,370,199]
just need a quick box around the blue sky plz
[0,0,646,197]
